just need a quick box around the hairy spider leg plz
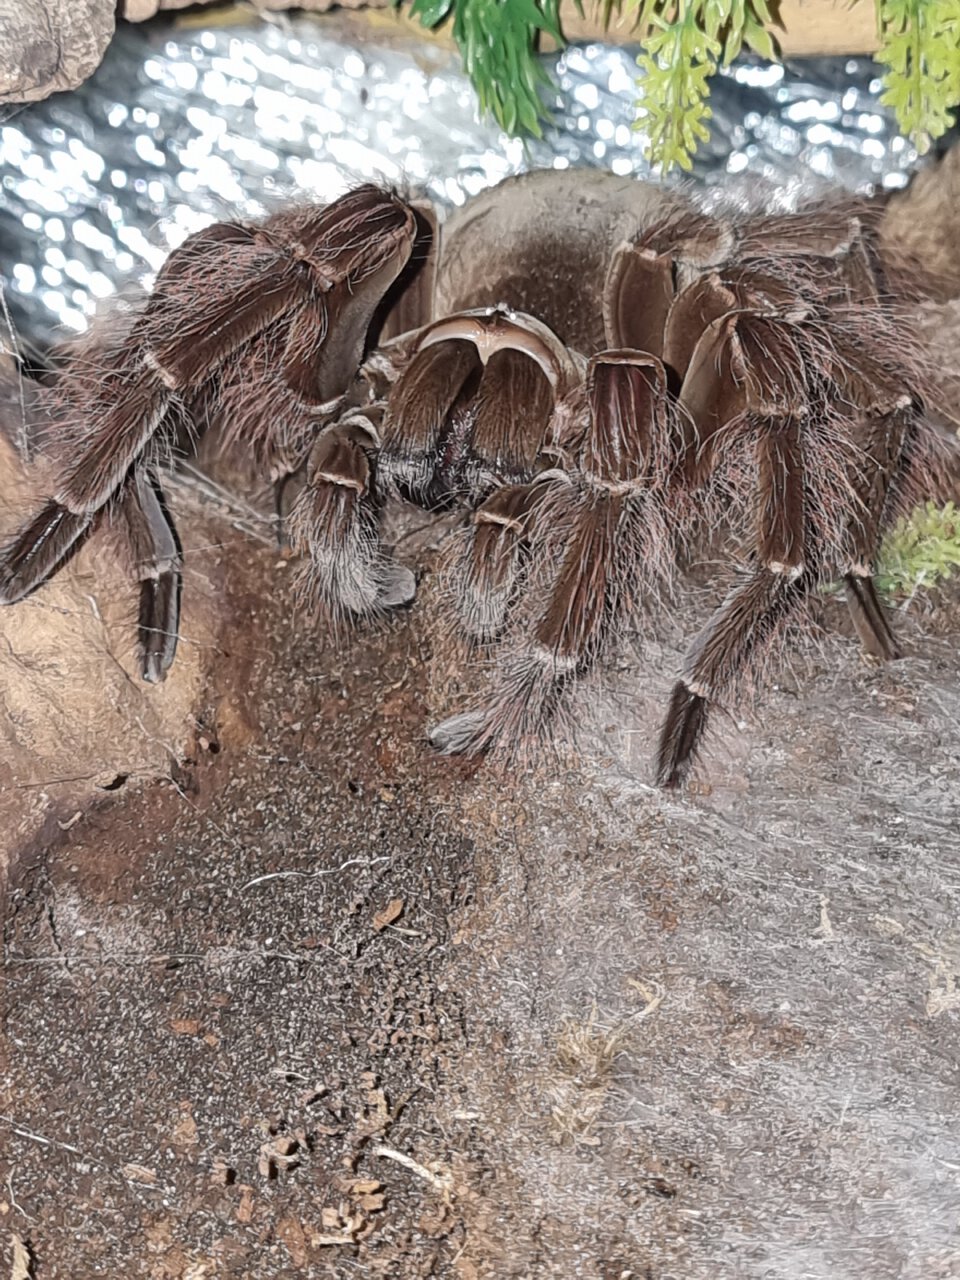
[0,187,418,680]
[116,470,183,682]
[432,352,681,756]
[656,298,855,787]
[831,351,915,662]
[607,209,916,786]
[295,308,570,625]
[452,482,543,644]
[288,425,415,625]
[658,365,804,780]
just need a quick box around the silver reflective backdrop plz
[0,11,925,347]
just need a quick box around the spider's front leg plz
[0,186,420,679]
[288,307,579,627]
[431,351,683,756]
[289,306,579,627]
[291,301,633,716]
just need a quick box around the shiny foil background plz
[0,9,930,349]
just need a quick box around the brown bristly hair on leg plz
[288,425,416,637]
[431,352,684,760]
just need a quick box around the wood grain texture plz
[557,0,880,57]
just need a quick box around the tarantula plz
[0,172,943,786]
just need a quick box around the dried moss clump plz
[877,501,960,597]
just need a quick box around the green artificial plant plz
[403,0,960,171]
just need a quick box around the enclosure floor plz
[2,506,960,1279]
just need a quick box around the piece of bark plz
[882,144,960,304]
[122,0,388,21]
[0,0,115,104]
[0,356,219,885]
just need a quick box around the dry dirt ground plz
[1,439,959,1277]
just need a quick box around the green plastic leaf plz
[632,1,724,171]
[743,14,778,62]
[407,0,454,26]
[402,0,791,164]
[876,0,960,154]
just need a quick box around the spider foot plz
[844,573,902,661]
[379,564,417,609]
[138,572,180,683]
[429,644,574,759]
[428,710,488,756]
[655,683,709,789]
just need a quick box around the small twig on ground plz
[0,1115,83,1157]
[6,1175,33,1224]
[370,1144,455,1200]
[241,856,390,892]
[313,1231,357,1247]
[813,894,835,942]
